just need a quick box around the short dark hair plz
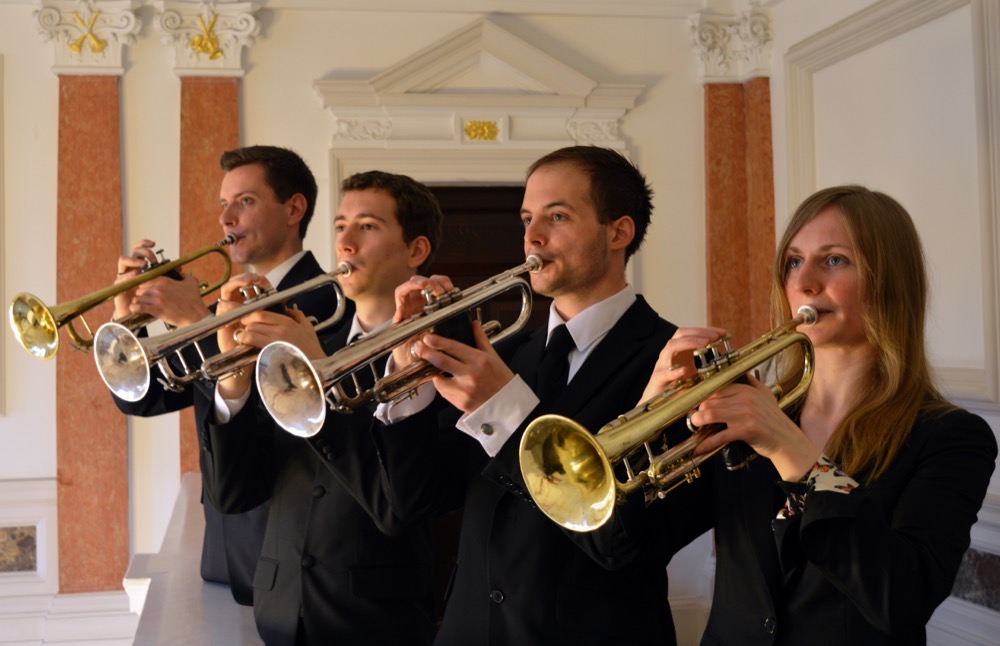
[219,146,318,240]
[527,146,653,262]
[341,171,444,274]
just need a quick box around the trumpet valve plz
[655,466,702,500]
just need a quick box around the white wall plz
[768,0,1000,640]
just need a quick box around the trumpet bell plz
[9,293,60,360]
[93,322,151,402]
[519,414,616,532]
[256,341,327,438]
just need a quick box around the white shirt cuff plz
[456,376,539,457]
[213,383,251,424]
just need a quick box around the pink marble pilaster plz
[704,83,751,345]
[178,77,240,475]
[56,75,128,593]
[703,78,775,345]
[744,77,776,337]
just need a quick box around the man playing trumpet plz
[110,145,347,605]
[373,146,683,645]
[199,171,443,645]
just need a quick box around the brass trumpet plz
[8,235,235,360]
[518,305,817,532]
[255,255,542,438]
[93,262,350,402]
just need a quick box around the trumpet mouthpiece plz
[526,255,543,273]
[220,233,237,246]
[796,305,818,325]
[336,261,353,277]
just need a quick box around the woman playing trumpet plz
[641,186,996,645]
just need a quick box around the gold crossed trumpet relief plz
[68,10,107,54]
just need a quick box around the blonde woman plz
[643,185,997,645]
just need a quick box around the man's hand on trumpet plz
[215,272,327,400]
[114,238,210,327]
[390,274,515,414]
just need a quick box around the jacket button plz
[489,589,504,604]
[313,486,326,498]
[314,438,327,448]
[301,555,315,568]
[763,616,776,635]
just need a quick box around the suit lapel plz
[551,297,659,415]
[512,328,548,392]
[276,251,323,290]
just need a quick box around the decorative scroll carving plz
[690,6,772,83]
[34,0,140,75]
[154,1,259,77]
[566,119,621,143]
[333,119,393,141]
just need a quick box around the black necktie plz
[536,325,575,402]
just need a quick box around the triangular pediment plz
[314,18,635,108]
[367,19,596,99]
[313,18,642,149]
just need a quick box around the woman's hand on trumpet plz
[642,325,821,483]
[639,326,728,403]
[689,377,819,481]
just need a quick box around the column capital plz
[690,5,772,84]
[154,1,260,77]
[33,0,141,76]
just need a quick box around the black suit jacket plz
[112,251,348,605]
[200,320,436,646]
[695,407,996,646]
[375,295,679,646]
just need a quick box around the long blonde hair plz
[772,186,953,480]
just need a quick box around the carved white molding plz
[0,478,57,597]
[690,5,773,84]
[0,590,138,644]
[229,0,704,18]
[314,19,642,150]
[785,0,1000,411]
[33,0,140,76]
[153,1,259,77]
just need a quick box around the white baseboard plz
[670,595,711,646]
[928,596,1000,646]
[0,591,137,644]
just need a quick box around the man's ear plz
[286,193,308,229]
[608,215,635,252]
[407,235,432,270]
